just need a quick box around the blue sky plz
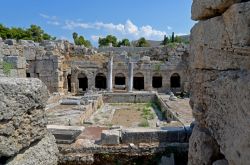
[0,0,194,45]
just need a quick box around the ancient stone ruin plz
[0,78,58,165]
[188,0,250,165]
[0,0,249,165]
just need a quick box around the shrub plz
[1,61,13,76]
[138,119,149,127]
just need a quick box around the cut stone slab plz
[101,130,121,145]
[60,99,80,105]
[47,125,84,144]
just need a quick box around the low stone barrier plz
[103,92,156,103]
[121,127,191,144]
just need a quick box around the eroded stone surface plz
[191,0,242,20]
[0,78,49,157]
[6,133,59,165]
[189,1,250,165]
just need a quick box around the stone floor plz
[158,94,193,126]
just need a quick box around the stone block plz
[0,78,49,157]
[47,126,84,144]
[101,130,121,145]
[6,134,59,165]
[191,0,241,20]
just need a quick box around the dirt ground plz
[89,103,165,128]
[111,105,147,127]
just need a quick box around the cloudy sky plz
[0,0,194,46]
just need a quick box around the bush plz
[138,119,149,127]
[1,61,13,76]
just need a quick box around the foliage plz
[72,32,92,48]
[98,35,118,47]
[141,104,154,120]
[161,35,170,45]
[168,42,178,48]
[136,37,150,47]
[0,24,56,42]
[171,32,175,43]
[138,119,150,127]
[154,63,161,72]
[1,61,13,76]
[117,38,130,47]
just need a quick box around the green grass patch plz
[138,119,149,127]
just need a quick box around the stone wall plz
[103,93,156,103]
[0,78,58,164]
[188,1,250,165]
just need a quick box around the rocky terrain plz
[188,1,250,165]
[0,78,58,164]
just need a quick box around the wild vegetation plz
[72,32,92,48]
[0,24,56,42]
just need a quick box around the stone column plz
[128,62,134,92]
[108,56,113,92]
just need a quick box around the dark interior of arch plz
[78,77,88,91]
[152,76,162,88]
[95,74,107,89]
[170,73,180,88]
[67,74,71,92]
[115,76,126,85]
[134,77,144,90]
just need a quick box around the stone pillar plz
[108,56,113,92]
[128,62,134,92]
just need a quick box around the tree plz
[98,35,118,47]
[171,32,175,43]
[72,32,92,48]
[72,32,78,40]
[161,35,170,45]
[0,24,9,39]
[136,37,150,47]
[117,38,130,47]
[174,35,182,43]
[0,24,55,42]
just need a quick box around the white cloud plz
[40,13,60,26]
[140,25,166,38]
[63,20,93,30]
[40,13,57,20]
[47,21,60,26]
[167,26,172,30]
[125,20,138,35]
[91,35,103,42]
[62,19,167,40]
[175,33,188,36]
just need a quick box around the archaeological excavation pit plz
[45,91,193,164]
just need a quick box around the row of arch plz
[68,72,181,92]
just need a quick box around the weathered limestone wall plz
[0,39,26,77]
[188,1,250,165]
[0,78,58,164]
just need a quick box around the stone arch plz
[95,73,107,89]
[152,73,162,88]
[115,73,126,85]
[134,72,144,90]
[78,73,88,91]
[170,73,181,88]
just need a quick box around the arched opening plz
[115,73,126,85]
[133,72,144,90]
[170,73,181,88]
[78,73,88,91]
[95,73,107,89]
[67,74,71,92]
[152,73,162,88]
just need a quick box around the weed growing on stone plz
[138,119,150,127]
